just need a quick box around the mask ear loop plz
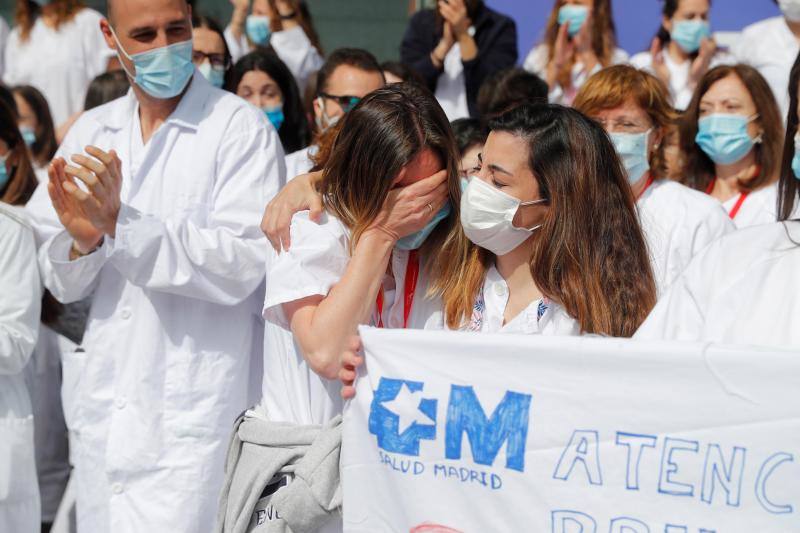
[747,113,763,144]
[517,198,548,231]
[109,26,137,81]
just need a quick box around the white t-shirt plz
[435,33,472,121]
[635,220,800,348]
[3,9,113,126]
[262,211,442,425]
[285,144,316,181]
[638,179,734,295]
[719,181,779,229]
[733,16,800,121]
[523,44,629,105]
[629,49,735,110]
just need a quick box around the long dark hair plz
[445,104,657,336]
[192,13,233,87]
[0,99,37,206]
[12,85,57,168]
[779,51,800,221]
[226,50,310,154]
[679,64,784,193]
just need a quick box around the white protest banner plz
[342,327,800,533]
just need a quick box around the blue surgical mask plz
[792,134,800,180]
[112,29,194,100]
[395,203,451,251]
[0,155,10,191]
[558,4,589,38]
[695,114,759,165]
[263,104,285,131]
[20,126,36,148]
[246,15,271,45]
[670,19,711,54]
[609,130,651,185]
[198,61,225,88]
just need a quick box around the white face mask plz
[779,0,800,22]
[314,97,341,132]
[460,176,547,256]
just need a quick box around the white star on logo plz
[381,383,436,435]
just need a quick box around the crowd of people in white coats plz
[1,0,799,531]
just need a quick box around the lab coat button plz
[111,483,123,495]
[115,397,126,409]
[121,309,132,319]
[493,283,507,297]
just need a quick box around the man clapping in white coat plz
[24,0,286,531]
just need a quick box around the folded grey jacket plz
[215,411,343,533]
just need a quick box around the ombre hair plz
[320,83,471,295]
[441,104,657,336]
[573,65,677,179]
[680,64,784,193]
[543,0,619,91]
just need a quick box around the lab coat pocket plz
[60,348,88,433]
[0,415,37,502]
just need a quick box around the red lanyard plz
[706,178,750,220]
[637,173,655,200]
[375,250,420,329]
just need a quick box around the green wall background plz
[1,1,411,62]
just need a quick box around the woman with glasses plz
[574,65,734,294]
[191,14,232,89]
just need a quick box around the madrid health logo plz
[368,377,532,476]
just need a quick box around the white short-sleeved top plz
[285,144,316,181]
[732,16,800,120]
[523,44,629,105]
[629,49,735,110]
[638,179,735,295]
[262,211,442,425]
[3,9,113,126]
[719,181,779,229]
[635,220,800,348]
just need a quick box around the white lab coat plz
[733,16,800,120]
[523,44,629,105]
[25,72,286,533]
[223,25,323,93]
[3,8,113,126]
[23,325,74,523]
[0,203,42,533]
[635,220,800,347]
[262,211,441,426]
[638,179,735,295]
[718,181,779,229]
[285,144,316,181]
[629,49,735,110]
[0,17,9,80]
